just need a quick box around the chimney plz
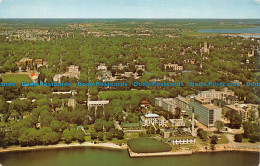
[192,107,195,136]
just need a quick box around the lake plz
[0,147,259,166]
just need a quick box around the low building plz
[97,63,108,71]
[88,100,109,108]
[170,128,195,145]
[164,63,183,71]
[135,65,145,71]
[140,100,150,109]
[189,97,222,128]
[67,65,80,75]
[223,104,259,121]
[168,118,185,127]
[68,98,77,108]
[140,113,166,127]
[226,95,239,105]
[121,123,140,130]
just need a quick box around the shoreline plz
[0,142,259,157]
[0,142,127,153]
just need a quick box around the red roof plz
[141,100,149,104]
[30,73,35,77]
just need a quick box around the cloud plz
[255,0,260,4]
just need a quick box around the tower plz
[192,107,195,136]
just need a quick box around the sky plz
[0,0,259,18]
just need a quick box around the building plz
[135,65,145,71]
[197,88,236,102]
[170,128,195,145]
[223,104,259,121]
[68,98,77,108]
[140,113,166,127]
[97,63,108,71]
[164,63,183,71]
[168,118,185,127]
[17,58,48,71]
[189,97,222,128]
[226,95,239,105]
[67,65,80,75]
[112,63,129,70]
[175,95,190,114]
[121,123,140,130]
[88,100,109,108]
[155,98,176,114]
[30,73,38,83]
[140,100,150,109]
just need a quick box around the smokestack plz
[192,107,195,136]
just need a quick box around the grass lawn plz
[218,134,229,144]
[127,138,171,153]
[1,74,32,84]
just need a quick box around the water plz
[0,147,259,166]
[198,27,260,34]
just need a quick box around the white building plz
[67,65,80,75]
[68,98,77,108]
[189,97,221,128]
[97,63,108,71]
[88,100,109,108]
[197,88,236,102]
[164,63,183,71]
[168,118,185,127]
[140,113,166,127]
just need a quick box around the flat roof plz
[88,100,109,105]
[144,113,159,118]
[204,104,220,109]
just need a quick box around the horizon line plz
[0,18,260,19]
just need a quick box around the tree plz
[198,129,208,141]
[94,119,103,132]
[97,132,104,141]
[117,130,124,140]
[106,132,113,140]
[248,110,257,121]
[211,135,218,144]
[75,129,85,143]
[50,120,61,132]
[63,129,73,144]
[104,121,114,132]
[225,110,242,128]
[90,130,98,140]
[234,134,243,142]
[215,120,224,132]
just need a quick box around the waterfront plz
[0,147,259,166]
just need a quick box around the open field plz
[127,138,171,153]
[1,74,32,84]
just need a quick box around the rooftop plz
[144,113,160,118]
